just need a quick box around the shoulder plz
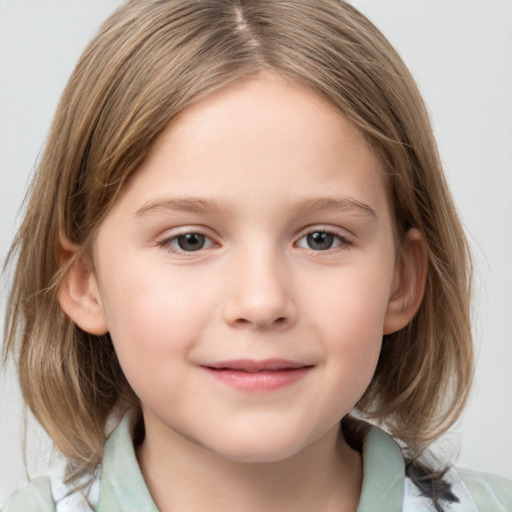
[457,467,512,511]
[2,477,55,512]
[2,464,100,512]
[402,464,512,511]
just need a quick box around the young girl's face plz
[82,74,407,462]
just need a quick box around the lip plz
[200,359,314,392]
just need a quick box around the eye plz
[296,230,351,251]
[160,232,215,253]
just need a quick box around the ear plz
[383,228,427,335]
[57,237,109,335]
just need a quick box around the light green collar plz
[98,414,159,512]
[98,415,405,511]
[356,425,405,511]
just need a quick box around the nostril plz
[232,316,288,329]
[235,318,251,326]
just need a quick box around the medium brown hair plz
[4,0,472,478]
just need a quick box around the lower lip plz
[202,367,312,392]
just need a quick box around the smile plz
[200,359,314,392]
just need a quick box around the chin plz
[205,431,309,464]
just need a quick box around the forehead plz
[109,74,390,224]
[165,73,353,147]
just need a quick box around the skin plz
[60,73,425,512]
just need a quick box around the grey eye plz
[305,232,335,250]
[296,230,350,252]
[176,233,207,251]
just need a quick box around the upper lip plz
[202,359,312,372]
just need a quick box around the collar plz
[356,425,405,511]
[98,415,406,512]
[98,414,159,512]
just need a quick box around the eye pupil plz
[177,233,205,251]
[307,232,334,250]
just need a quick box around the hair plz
[3,0,472,501]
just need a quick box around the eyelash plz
[296,228,354,253]
[157,229,217,254]
[156,227,354,255]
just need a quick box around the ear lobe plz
[383,228,427,335]
[57,238,109,335]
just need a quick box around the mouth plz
[200,359,314,392]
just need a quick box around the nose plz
[222,248,297,331]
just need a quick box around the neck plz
[136,416,362,512]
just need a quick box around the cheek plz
[303,263,392,389]
[323,302,383,387]
[305,262,393,336]
[101,259,207,333]
[97,262,215,388]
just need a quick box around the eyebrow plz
[135,197,235,217]
[291,197,377,219]
[134,196,376,219]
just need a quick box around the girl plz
[2,0,511,510]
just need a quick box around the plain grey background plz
[1,0,511,504]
